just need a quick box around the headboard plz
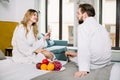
[0,21,18,53]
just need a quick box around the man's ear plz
[83,12,88,19]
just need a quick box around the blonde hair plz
[21,9,38,40]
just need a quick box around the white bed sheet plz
[110,62,120,80]
[0,57,67,80]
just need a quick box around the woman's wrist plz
[41,51,45,55]
[34,51,38,55]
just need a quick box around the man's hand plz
[74,71,88,78]
[65,51,77,57]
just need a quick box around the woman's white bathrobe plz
[77,17,112,72]
[12,24,47,63]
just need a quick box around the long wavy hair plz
[21,9,38,40]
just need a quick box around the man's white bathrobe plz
[77,17,112,72]
[12,24,47,63]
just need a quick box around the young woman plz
[12,9,54,63]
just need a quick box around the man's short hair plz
[79,3,95,17]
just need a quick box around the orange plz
[47,63,54,71]
[40,64,47,70]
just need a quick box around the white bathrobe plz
[77,17,112,72]
[12,24,47,63]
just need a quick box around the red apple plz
[42,59,49,65]
[52,61,62,71]
[36,63,42,69]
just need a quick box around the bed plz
[0,57,67,80]
[0,57,120,80]
[0,50,120,80]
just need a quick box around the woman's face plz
[30,12,38,23]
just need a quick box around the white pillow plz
[0,50,6,60]
[110,63,120,80]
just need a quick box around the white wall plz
[0,0,35,22]
[0,0,16,21]
[15,0,35,22]
[38,0,46,33]
[0,0,47,36]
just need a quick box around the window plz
[62,0,74,44]
[46,0,74,45]
[47,0,59,40]
[39,0,120,47]
[102,0,116,47]
[101,0,120,49]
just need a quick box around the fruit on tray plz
[36,63,42,69]
[41,64,47,70]
[42,58,49,65]
[47,63,55,71]
[36,59,62,71]
[52,61,62,71]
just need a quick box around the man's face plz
[77,8,83,24]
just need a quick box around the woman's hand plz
[35,48,54,60]
[44,32,51,40]
[42,50,54,60]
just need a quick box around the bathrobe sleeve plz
[77,17,112,72]
[32,38,48,49]
[77,25,91,72]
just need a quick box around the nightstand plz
[5,47,13,56]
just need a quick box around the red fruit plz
[52,61,62,71]
[42,59,49,65]
[36,63,42,69]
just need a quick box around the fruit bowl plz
[36,59,64,71]
[60,67,65,71]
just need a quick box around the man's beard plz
[78,20,83,24]
[78,16,83,24]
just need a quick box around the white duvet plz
[0,57,67,80]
